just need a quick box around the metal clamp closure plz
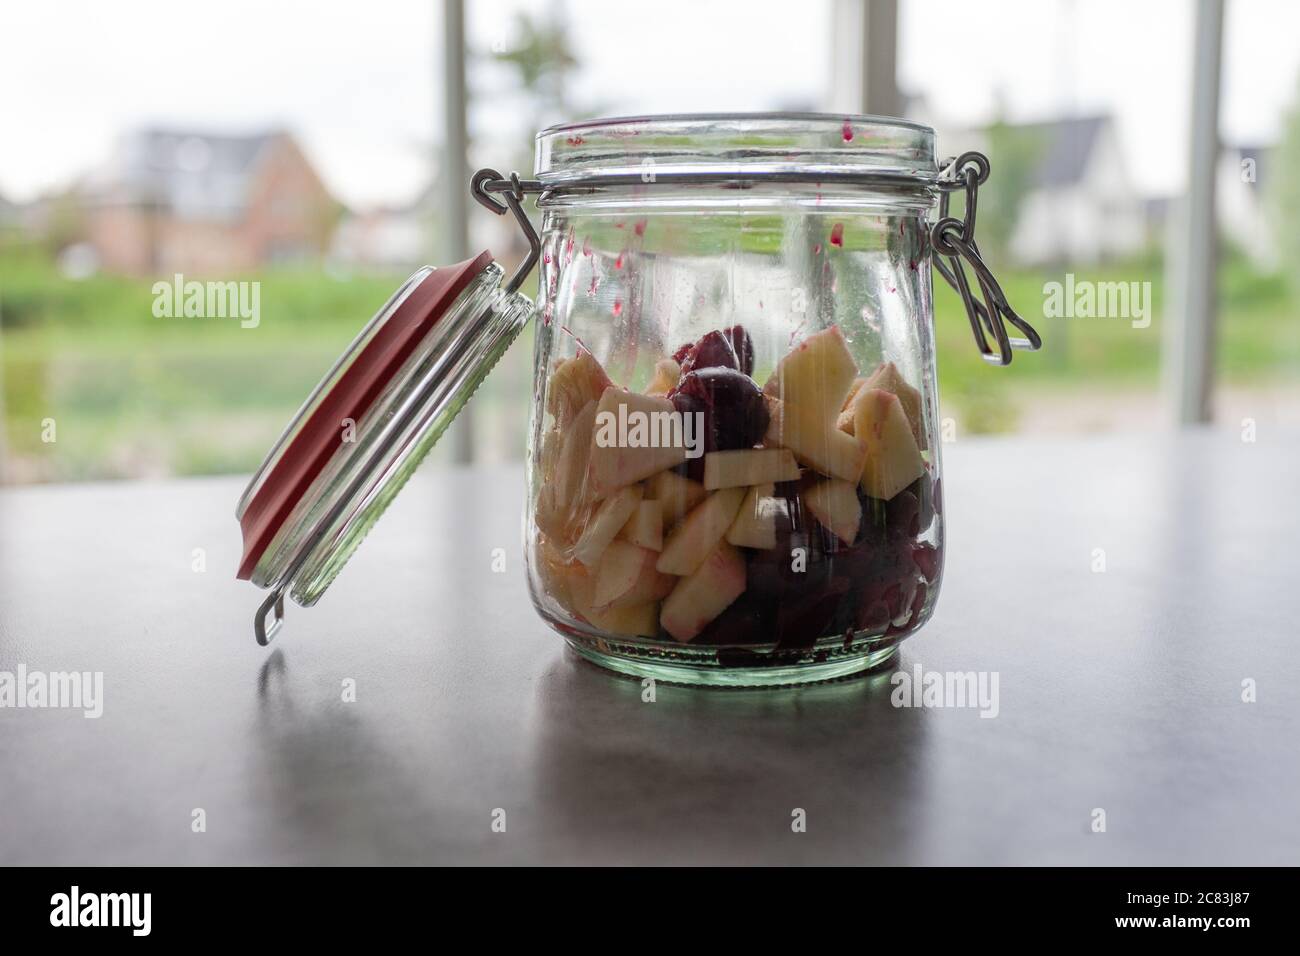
[932,152,1042,365]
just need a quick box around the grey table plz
[1,430,1297,865]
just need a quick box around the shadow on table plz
[529,648,931,865]
[247,649,436,864]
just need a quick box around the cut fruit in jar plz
[763,325,859,422]
[657,486,746,576]
[660,540,747,642]
[573,484,643,567]
[703,447,800,490]
[644,469,707,526]
[645,358,681,397]
[803,477,862,545]
[618,499,663,551]
[534,398,598,543]
[593,539,675,609]
[852,387,925,501]
[588,601,659,639]
[864,360,926,449]
[764,400,867,483]
[547,351,612,428]
[589,388,689,495]
[725,482,785,550]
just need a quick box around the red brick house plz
[81,128,340,276]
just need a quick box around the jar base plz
[565,636,900,688]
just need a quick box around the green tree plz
[490,11,578,135]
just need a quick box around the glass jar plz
[236,112,1038,685]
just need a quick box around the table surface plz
[2,430,1297,866]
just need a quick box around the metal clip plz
[932,152,1042,366]
[470,169,543,294]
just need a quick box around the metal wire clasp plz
[932,152,1042,366]
[470,169,543,295]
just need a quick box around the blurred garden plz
[2,238,1296,483]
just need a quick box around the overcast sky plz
[1,0,1297,208]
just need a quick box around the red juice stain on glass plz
[559,325,591,354]
[582,236,592,257]
[841,120,854,142]
[615,221,625,229]
[829,222,844,247]
[565,135,585,146]
[813,243,822,255]
[612,299,623,317]
[615,252,624,270]
[587,275,599,297]
[633,219,647,237]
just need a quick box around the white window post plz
[441,0,474,462]
[1162,0,1224,425]
[828,0,900,117]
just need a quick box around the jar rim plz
[535,112,937,187]
[539,111,935,136]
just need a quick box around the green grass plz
[2,244,1297,482]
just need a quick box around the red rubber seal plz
[236,252,492,580]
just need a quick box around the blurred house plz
[907,103,1147,266]
[330,171,520,275]
[79,128,340,276]
[1218,144,1276,268]
[995,116,1147,266]
[330,179,434,273]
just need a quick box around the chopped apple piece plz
[764,400,866,482]
[546,350,612,427]
[804,478,862,545]
[726,483,785,550]
[865,360,926,449]
[645,358,681,397]
[534,399,598,543]
[836,406,856,436]
[589,388,689,495]
[656,487,746,576]
[619,499,663,551]
[573,485,643,567]
[562,561,658,636]
[644,469,707,525]
[840,376,868,412]
[853,387,926,501]
[533,536,584,607]
[587,600,659,638]
[539,426,561,482]
[660,541,747,642]
[703,447,800,490]
[763,325,859,422]
[565,563,600,618]
[594,540,675,609]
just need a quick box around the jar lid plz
[236,251,534,643]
